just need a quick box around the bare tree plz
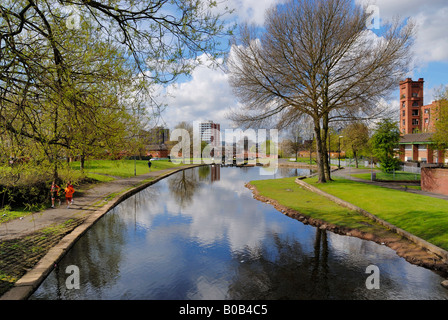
[282,116,314,161]
[227,0,415,183]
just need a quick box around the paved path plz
[0,165,196,241]
[332,167,448,201]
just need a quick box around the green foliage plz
[0,182,50,211]
[0,0,233,180]
[370,119,401,173]
[341,122,370,163]
[260,140,278,156]
[432,88,448,149]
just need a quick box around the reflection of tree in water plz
[227,229,379,300]
[168,169,200,209]
[198,165,211,181]
[277,167,308,177]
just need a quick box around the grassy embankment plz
[71,159,183,180]
[251,176,448,251]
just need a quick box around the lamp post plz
[338,136,343,169]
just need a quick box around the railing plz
[400,165,421,174]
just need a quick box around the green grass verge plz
[305,176,448,251]
[250,177,397,235]
[351,171,420,181]
[70,159,183,178]
[289,157,318,164]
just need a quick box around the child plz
[65,181,75,208]
[50,181,61,208]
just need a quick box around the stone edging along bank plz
[294,177,448,265]
[0,165,203,301]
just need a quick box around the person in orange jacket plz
[64,181,75,208]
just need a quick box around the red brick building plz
[398,78,446,164]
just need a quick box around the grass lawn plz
[70,159,183,178]
[0,160,184,223]
[289,157,318,164]
[305,176,448,251]
[250,178,402,235]
[351,171,420,181]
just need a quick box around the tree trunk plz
[53,159,59,182]
[80,154,85,173]
[322,113,332,181]
[354,150,359,168]
[314,122,326,183]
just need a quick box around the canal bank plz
[4,164,448,300]
[28,166,448,300]
[247,172,448,279]
[0,164,204,300]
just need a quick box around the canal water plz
[30,166,448,300]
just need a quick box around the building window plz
[402,110,405,117]
[412,92,418,97]
[425,118,429,124]
[412,101,419,107]
[412,110,419,116]
[412,119,419,125]
[425,109,430,114]
[402,102,406,108]
[402,119,405,126]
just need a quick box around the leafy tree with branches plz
[341,122,370,168]
[370,119,401,173]
[432,88,448,151]
[0,0,233,180]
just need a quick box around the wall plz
[421,168,448,196]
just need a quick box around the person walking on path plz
[50,181,61,208]
[64,181,75,208]
[148,155,153,172]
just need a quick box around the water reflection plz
[30,166,448,300]
[168,169,199,209]
[198,164,221,183]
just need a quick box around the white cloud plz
[223,0,286,25]
[357,0,448,64]
[157,0,286,130]
[158,54,236,130]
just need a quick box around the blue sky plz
[156,0,448,131]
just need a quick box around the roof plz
[399,133,434,145]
